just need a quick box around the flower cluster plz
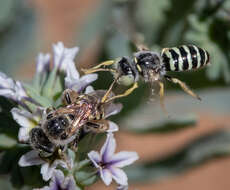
[0,42,139,190]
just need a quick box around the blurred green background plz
[0,0,230,189]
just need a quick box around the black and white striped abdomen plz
[161,45,210,71]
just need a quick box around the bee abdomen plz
[161,45,210,71]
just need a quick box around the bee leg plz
[62,89,79,105]
[157,81,169,116]
[69,138,79,152]
[101,78,118,103]
[82,60,115,74]
[82,68,117,74]
[84,120,110,133]
[165,75,201,101]
[69,130,83,152]
[104,82,138,103]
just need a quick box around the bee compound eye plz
[59,117,69,127]
[61,133,68,140]
[46,113,53,120]
[46,117,67,137]
[68,114,75,120]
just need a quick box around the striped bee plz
[162,45,210,72]
[82,44,210,110]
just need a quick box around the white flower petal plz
[100,168,113,186]
[0,72,27,101]
[18,126,31,142]
[109,151,139,168]
[11,107,32,126]
[11,108,34,141]
[104,103,123,118]
[110,167,128,186]
[85,86,94,94]
[65,61,80,81]
[53,42,79,71]
[0,71,14,89]
[100,133,116,163]
[117,184,129,190]
[106,121,119,132]
[14,81,27,100]
[0,89,15,99]
[19,150,45,167]
[64,175,77,190]
[36,53,51,73]
[51,170,65,188]
[88,151,101,168]
[79,74,98,86]
[53,159,70,170]
[66,73,98,93]
[36,170,77,190]
[41,163,56,181]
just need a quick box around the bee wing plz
[88,90,115,100]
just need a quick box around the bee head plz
[134,51,163,82]
[114,57,138,86]
[134,51,161,72]
[43,115,70,142]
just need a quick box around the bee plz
[82,44,210,110]
[29,89,122,157]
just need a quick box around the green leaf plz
[23,83,53,107]
[76,159,91,170]
[185,14,230,83]
[80,175,97,186]
[135,0,171,44]
[126,129,230,183]
[41,67,58,99]
[0,97,19,138]
[0,0,38,75]
[0,146,44,188]
[0,134,17,149]
[0,0,14,28]
[106,32,132,58]
[0,176,14,190]
[156,0,197,45]
[75,170,97,186]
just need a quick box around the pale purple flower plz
[34,170,76,190]
[53,42,79,71]
[64,61,98,92]
[19,150,73,181]
[11,107,43,142]
[117,185,129,190]
[0,71,27,102]
[88,133,139,186]
[36,53,51,74]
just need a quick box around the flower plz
[11,107,43,142]
[88,133,139,186]
[36,53,51,74]
[34,170,76,190]
[64,60,98,92]
[117,185,129,190]
[0,71,27,102]
[19,150,73,181]
[53,42,79,71]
